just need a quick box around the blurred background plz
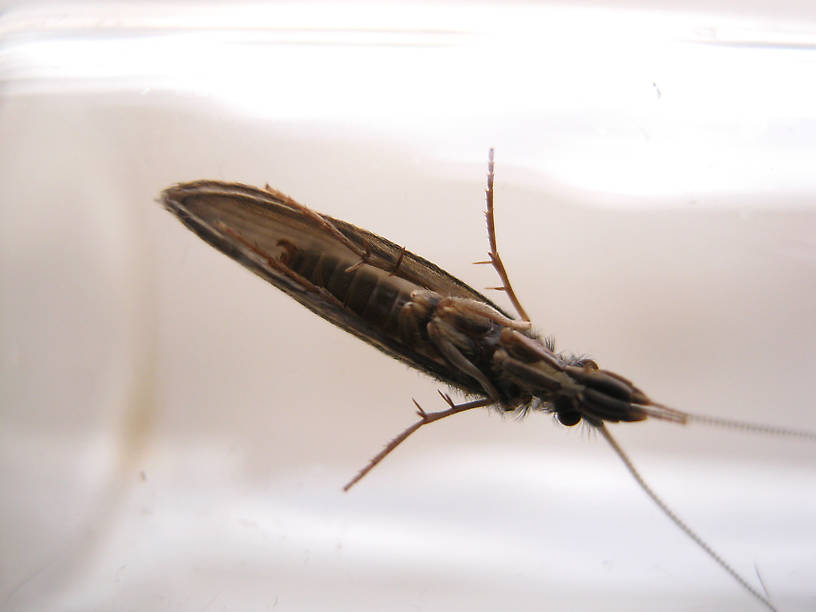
[1,1,815,610]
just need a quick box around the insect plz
[161,150,813,611]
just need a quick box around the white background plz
[1,2,815,611]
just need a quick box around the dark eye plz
[554,395,582,426]
[557,411,582,426]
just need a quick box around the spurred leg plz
[474,149,531,322]
[344,393,493,491]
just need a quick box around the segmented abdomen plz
[286,247,421,340]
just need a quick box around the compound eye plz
[557,411,582,427]
[553,395,582,426]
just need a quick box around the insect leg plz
[447,297,531,331]
[215,222,348,312]
[343,394,494,491]
[598,424,778,612]
[263,183,372,270]
[402,291,507,400]
[474,148,531,322]
[427,317,501,400]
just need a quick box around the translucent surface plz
[2,2,816,611]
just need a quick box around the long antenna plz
[685,412,816,441]
[598,424,777,612]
